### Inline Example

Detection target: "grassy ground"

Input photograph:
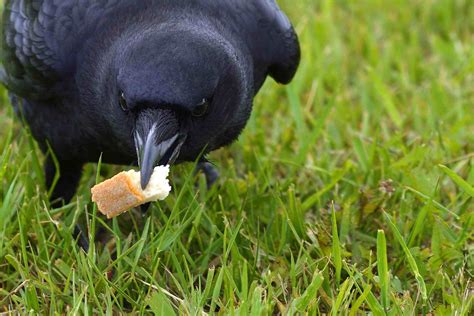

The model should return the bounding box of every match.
[1,0,473,314]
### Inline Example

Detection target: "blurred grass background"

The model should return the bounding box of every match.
[0,0,473,314]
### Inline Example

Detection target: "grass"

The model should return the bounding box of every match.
[0,0,473,314]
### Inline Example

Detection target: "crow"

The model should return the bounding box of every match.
[1,0,300,205]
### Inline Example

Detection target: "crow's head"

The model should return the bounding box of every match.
[98,27,253,188]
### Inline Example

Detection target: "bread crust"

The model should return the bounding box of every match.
[91,172,145,218]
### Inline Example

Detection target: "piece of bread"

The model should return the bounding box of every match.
[91,166,171,218]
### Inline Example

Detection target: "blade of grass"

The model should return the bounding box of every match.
[210,267,225,313]
[148,291,177,316]
[291,270,324,312]
[438,164,474,197]
[405,186,459,219]
[377,230,390,311]
[332,278,354,315]
[45,143,60,200]
[302,162,352,211]
[332,203,342,285]
[384,212,427,302]
[131,218,151,275]
[88,154,103,260]
[408,203,432,247]
[344,262,385,316]
[349,284,373,316]
[370,71,403,128]
[353,137,369,173]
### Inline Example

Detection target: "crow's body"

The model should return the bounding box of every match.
[1,0,300,203]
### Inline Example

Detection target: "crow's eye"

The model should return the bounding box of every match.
[192,98,210,117]
[119,91,128,111]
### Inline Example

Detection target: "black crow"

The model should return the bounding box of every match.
[1,0,300,204]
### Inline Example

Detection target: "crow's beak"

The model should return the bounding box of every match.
[134,124,186,189]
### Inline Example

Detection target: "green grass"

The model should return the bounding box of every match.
[1,0,473,314]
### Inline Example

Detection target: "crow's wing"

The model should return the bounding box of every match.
[0,0,120,101]
[208,0,300,84]
[1,0,55,100]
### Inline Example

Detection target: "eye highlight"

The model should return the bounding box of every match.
[119,91,128,111]
[192,98,210,117]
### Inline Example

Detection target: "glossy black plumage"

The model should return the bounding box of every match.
[1,0,300,203]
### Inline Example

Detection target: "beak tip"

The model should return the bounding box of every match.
[140,172,151,190]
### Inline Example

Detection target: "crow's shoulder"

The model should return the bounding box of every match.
[208,0,300,84]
